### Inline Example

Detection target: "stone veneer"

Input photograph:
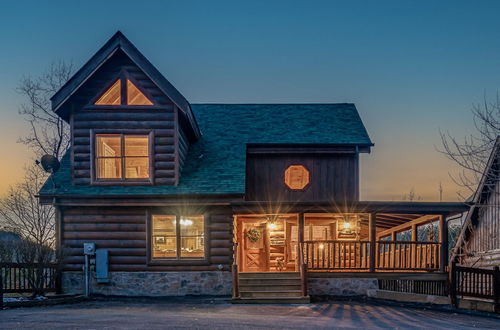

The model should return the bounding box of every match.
[308,277,379,296]
[62,271,232,296]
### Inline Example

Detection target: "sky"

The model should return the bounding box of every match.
[0,0,499,201]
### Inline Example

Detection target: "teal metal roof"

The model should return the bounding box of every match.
[40,103,372,196]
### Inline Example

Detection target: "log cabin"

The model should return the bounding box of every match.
[38,31,469,303]
[452,137,500,269]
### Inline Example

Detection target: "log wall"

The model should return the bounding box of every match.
[68,49,186,185]
[60,206,234,272]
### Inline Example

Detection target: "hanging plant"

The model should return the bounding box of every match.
[246,228,261,243]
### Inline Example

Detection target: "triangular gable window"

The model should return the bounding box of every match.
[127,79,153,105]
[94,78,154,106]
[95,79,121,105]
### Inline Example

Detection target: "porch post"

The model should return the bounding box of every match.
[369,213,376,272]
[439,214,449,272]
[298,212,304,243]
[411,223,417,269]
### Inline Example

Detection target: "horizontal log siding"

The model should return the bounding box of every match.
[69,50,178,185]
[61,207,233,272]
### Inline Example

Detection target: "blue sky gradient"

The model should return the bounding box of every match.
[1,0,500,200]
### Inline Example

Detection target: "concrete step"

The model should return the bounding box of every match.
[232,296,310,304]
[239,284,302,291]
[240,290,303,298]
[239,272,300,279]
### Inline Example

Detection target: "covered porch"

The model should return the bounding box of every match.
[232,201,469,274]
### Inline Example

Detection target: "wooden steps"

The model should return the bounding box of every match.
[233,272,310,304]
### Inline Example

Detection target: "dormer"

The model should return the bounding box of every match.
[50,32,200,186]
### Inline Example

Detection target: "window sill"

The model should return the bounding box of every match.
[91,180,153,186]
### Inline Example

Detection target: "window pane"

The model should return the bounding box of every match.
[127,79,153,105]
[124,136,149,156]
[97,136,121,157]
[152,215,177,258]
[125,157,149,178]
[96,158,122,179]
[95,79,121,105]
[180,216,205,258]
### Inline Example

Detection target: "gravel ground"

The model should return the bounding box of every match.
[1,298,499,329]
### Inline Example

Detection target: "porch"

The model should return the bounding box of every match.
[234,211,452,274]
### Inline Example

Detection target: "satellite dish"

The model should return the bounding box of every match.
[40,155,60,174]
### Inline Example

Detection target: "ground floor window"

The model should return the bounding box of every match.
[151,215,205,259]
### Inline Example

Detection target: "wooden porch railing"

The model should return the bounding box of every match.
[302,240,442,272]
[376,241,440,271]
[304,241,371,270]
[450,262,500,308]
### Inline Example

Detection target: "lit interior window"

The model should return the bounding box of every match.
[152,215,205,259]
[152,215,177,258]
[95,79,121,105]
[95,134,149,180]
[127,79,153,105]
[124,136,149,178]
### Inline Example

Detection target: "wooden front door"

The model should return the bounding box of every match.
[242,222,269,272]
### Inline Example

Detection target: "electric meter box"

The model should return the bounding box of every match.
[83,243,96,255]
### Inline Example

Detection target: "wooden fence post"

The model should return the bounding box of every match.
[449,261,457,307]
[494,266,500,312]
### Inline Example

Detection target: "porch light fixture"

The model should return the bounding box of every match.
[265,215,278,230]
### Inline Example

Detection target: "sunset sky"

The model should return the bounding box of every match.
[1,0,500,201]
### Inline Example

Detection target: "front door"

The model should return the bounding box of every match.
[242,222,269,272]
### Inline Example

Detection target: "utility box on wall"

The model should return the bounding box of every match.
[95,249,109,284]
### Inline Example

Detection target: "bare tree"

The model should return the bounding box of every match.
[17,60,74,159]
[439,94,500,198]
[401,187,422,201]
[0,166,55,248]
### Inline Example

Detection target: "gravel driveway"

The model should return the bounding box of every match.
[1,299,499,329]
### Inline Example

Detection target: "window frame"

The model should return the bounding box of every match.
[86,70,157,109]
[91,131,154,185]
[147,212,209,265]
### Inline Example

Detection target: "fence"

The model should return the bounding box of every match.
[0,262,60,308]
[379,278,448,296]
[450,262,500,308]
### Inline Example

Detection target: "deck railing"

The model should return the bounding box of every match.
[376,241,440,271]
[303,240,441,272]
[450,262,500,307]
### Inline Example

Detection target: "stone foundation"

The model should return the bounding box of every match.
[308,277,378,296]
[62,271,232,296]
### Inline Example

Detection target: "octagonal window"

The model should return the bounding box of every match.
[284,165,310,190]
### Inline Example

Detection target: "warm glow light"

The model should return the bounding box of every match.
[173,218,193,226]
[343,222,351,230]
[319,244,325,249]
[268,222,277,230]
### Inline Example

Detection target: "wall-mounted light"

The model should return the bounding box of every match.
[172,218,193,226]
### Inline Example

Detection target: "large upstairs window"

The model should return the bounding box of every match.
[95,134,150,181]
[95,78,153,106]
